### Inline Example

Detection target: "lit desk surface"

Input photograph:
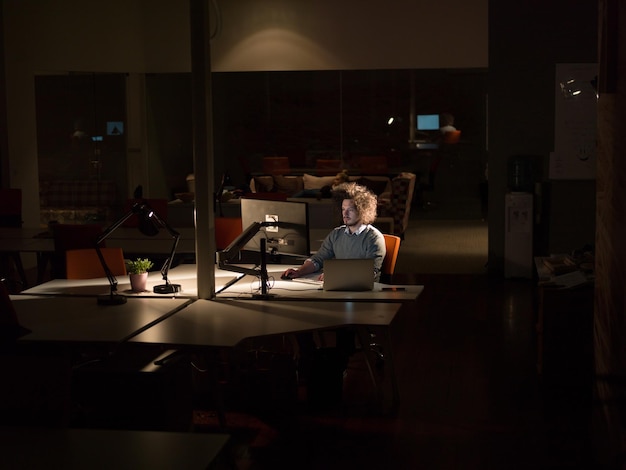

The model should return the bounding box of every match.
[19,264,241,299]
[11,295,191,343]
[130,298,403,348]
[131,298,405,411]
[216,264,423,301]
[0,427,229,470]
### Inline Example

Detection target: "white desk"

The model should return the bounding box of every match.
[20,264,241,299]
[11,296,191,343]
[130,298,402,347]
[131,298,404,411]
[216,264,423,301]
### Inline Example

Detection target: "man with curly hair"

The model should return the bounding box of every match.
[282,182,386,282]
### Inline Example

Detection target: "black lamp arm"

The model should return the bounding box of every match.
[95,206,137,293]
[148,209,180,284]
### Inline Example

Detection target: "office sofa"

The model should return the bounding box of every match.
[248,173,392,199]
[248,172,415,238]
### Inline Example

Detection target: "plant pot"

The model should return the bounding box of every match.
[129,272,148,292]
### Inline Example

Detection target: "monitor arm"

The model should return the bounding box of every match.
[217,221,273,298]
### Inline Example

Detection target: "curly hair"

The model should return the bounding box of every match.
[332,182,378,225]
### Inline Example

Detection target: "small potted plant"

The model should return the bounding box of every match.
[126,258,153,292]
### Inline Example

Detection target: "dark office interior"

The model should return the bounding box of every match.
[1,0,626,468]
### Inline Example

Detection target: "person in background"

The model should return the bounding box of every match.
[439,112,457,135]
[291,170,350,199]
[283,181,386,282]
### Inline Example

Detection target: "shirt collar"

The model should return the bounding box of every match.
[343,224,367,235]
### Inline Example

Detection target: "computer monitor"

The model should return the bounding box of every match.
[416,114,440,131]
[240,198,310,258]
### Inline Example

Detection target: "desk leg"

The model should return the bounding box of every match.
[36,252,51,284]
[355,326,399,415]
[383,327,400,414]
[356,327,384,413]
[1,252,28,290]
[192,350,227,428]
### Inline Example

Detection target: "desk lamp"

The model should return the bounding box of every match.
[95,201,181,305]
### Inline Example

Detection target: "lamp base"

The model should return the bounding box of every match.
[97,293,128,305]
[154,283,182,294]
[251,293,277,300]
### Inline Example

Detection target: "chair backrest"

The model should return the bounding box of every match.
[442,129,461,145]
[51,223,104,278]
[382,234,401,275]
[262,156,290,175]
[357,156,389,175]
[315,158,343,176]
[386,173,417,237]
[215,217,243,251]
[65,247,127,279]
[0,188,22,227]
[52,223,103,252]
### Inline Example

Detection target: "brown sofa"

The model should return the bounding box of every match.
[248,172,415,238]
[248,173,392,199]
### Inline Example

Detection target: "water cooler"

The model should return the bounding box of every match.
[504,156,534,278]
[504,192,534,278]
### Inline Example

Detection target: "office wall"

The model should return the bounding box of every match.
[211,0,488,71]
[3,0,486,227]
[2,0,597,272]
[488,0,598,272]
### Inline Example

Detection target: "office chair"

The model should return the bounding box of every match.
[357,156,389,175]
[65,247,127,279]
[315,158,343,176]
[50,223,104,279]
[215,217,243,251]
[262,156,291,175]
[381,234,401,279]
[442,129,462,144]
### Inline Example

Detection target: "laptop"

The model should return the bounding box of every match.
[322,258,375,291]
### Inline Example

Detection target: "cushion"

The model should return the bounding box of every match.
[253,175,274,193]
[355,177,389,195]
[273,175,303,194]
[303,173,336,190]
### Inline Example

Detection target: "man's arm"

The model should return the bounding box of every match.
[282,228,339,279]
[281,259,318,279]
[366,229,387,281]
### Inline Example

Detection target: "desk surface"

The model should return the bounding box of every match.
[130,298,403,347]
[217,264,423,301]
[11,295,190,343]
[20,264,241,299]
[0,427,229,470]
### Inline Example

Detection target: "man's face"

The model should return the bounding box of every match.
[341,199,361,229]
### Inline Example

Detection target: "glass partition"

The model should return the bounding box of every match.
[35,68,487,222]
